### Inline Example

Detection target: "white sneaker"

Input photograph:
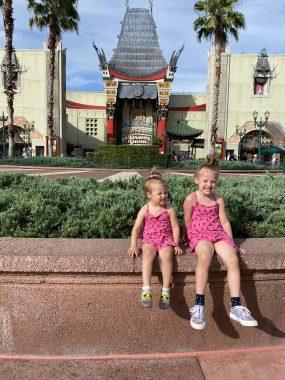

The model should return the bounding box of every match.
[189,305,206,330]
[230,306,258,327]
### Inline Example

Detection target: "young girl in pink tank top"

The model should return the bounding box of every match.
[128,169,183,309]
[184,156,258,330]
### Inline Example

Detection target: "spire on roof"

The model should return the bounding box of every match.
[108,6,168,78]
[149,0,154,14]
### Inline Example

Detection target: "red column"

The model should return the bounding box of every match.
[157,118,167,153]
[106,118,116,141]
[55,136,61,156]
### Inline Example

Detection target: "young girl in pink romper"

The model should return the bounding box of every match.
[128,169,183,309]
[184,156,258,330]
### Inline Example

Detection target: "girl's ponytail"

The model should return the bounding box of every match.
[145,167,167,193]
[195,155,219,177]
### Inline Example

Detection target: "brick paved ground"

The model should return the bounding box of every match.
[1,346,284,380]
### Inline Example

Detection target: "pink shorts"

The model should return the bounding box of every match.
[142,238,176,251]
[189,231,237,253]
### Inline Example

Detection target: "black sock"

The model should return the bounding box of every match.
[195,294,205,306]
[231,297,241,307]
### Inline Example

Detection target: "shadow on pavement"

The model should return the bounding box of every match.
[239,255,285,339]
[209,255,240,339]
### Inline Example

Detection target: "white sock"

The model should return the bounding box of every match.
[142,285,151,292]
[162,287,170,295]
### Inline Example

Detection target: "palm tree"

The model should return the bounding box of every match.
[0,0,16,158]
[194,0,245,153]
[27,0,79,157]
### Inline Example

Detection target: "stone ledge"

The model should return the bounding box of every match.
[0,238,284,274]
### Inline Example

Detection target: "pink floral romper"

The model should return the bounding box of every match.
[187,192,236,253]
[142,205,176,250]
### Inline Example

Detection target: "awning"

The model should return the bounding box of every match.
[260,146,285,154]
[118,84,157,99]
[167,120,203,140]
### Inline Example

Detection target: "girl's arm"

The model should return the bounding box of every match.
[217,197,233,238]
[183,193,195,241]
[128,205,147,257]
[169,207,183,255]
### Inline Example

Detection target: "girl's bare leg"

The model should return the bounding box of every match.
[214,241,240,297]
[158,246,174,288]
[195,241,215,294]
[142,243,157,286]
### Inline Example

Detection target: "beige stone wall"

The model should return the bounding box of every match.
[168,93,207,158]
[207,51,285,155]
[0,45,65,156]
[66,92,106,151]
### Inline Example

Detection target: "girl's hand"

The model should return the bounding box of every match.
[238,247,246,255]
[174,246,184,256]
[128,246,139,257]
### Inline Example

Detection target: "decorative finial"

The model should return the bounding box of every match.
[149,0,154,14]
[125,0,129,9]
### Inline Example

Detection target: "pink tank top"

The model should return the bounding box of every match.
[188,192,221,235]
[142,205,174,243]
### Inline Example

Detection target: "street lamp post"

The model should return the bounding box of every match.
[0,112,8,158]
[253,110,270,164]
[235,125,247,160]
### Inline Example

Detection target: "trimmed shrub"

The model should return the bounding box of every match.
[86,145,171,168]
[0,173,284,238]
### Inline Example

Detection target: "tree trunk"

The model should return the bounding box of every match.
[47,31,57,157]
[2,0,15,158]
[210,41,222,154]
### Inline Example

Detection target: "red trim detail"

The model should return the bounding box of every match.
[157,119,167,153]
[107,118,116,140]
[169,104,206,112]
[109,68,168,81]
[66,100,106,110]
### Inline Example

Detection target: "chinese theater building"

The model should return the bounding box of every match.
[93,6,184,152]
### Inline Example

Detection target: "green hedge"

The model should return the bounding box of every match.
[0,155,277,171]
[0,173,284,238]
[86,145,172,168]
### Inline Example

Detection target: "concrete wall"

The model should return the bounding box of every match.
[66,92,106,152]
[168,93,207,158]
[0,238,284,356]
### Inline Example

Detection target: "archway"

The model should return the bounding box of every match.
[0,125,32,157]
[240,129,273,161]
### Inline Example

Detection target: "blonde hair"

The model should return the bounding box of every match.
[195,155,219,178]
[144,167,168,194]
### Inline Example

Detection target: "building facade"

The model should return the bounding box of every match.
[1,5,284,160]
[0,42,66,157]
[206,47,285,159]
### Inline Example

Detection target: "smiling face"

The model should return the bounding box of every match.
[195,168,218,196]
[147,181,168,206]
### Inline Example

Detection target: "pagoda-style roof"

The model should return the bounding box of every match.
[167,121,204,140]
[108,7,168,78]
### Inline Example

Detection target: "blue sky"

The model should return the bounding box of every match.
[1,0,285,93]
